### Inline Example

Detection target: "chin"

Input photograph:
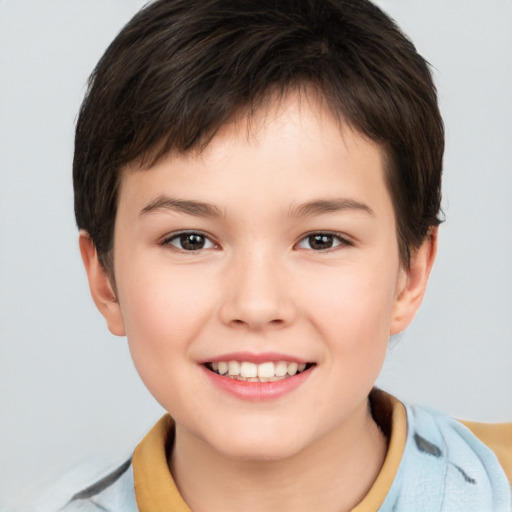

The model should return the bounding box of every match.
[206,425,309,462]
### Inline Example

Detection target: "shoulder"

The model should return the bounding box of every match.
[33,458,137,512]
[391,403,511,512]
[461,419,512,484]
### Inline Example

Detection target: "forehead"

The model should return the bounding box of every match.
[196,89,376,166]
[118,89,393,224]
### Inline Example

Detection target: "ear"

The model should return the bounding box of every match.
[390,227,438,335]
[79,231,126,336]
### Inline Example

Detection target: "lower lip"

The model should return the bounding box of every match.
[201,366,313,401]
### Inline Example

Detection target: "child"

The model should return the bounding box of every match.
[56,0,511,510]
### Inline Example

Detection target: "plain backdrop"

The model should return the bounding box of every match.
[1,0,511,508]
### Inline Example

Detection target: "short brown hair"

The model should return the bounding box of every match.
[74,0,444,271]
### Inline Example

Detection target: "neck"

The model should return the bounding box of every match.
[169,399,387,512]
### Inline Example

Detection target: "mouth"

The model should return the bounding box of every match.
[204,360,315,383]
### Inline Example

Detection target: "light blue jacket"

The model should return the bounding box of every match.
[34,404,510,512]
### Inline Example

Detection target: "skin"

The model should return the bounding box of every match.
[80,90,437,512]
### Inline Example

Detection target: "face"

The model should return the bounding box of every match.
[92,91,426,461]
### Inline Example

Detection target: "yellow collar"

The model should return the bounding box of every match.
[133,389,407,512]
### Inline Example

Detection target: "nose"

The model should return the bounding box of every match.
[218,250,296,331]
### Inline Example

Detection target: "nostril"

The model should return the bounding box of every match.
[231,318,283,325]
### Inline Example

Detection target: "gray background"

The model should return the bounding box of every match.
[1,0,511,508]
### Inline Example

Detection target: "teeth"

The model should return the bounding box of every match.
[275,361,288,377]
[287,362,298,376]
[257,362,275,378]
[228,361,241,376]
[209,360,310,380]
[240,362,258,378]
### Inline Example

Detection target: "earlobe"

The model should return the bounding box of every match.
[79,231,126,337]
[390,227,438,335]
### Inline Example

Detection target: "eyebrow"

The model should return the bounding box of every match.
[289,198,375,218]
[139,196,223,218]
[139,196,373,219]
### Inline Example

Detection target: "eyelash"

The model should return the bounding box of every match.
[295,232,352,252]
[161,231,217,252]
[161,230,351,252]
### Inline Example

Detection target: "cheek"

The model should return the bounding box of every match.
[307,263,398,355]
[116,266,213,376]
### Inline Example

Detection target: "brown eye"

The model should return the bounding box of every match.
[180,233,206,250]
[308,234,334,250]
[165,232,215,251]
[297,232,349,251]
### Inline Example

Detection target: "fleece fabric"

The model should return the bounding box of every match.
[35,392,510,512]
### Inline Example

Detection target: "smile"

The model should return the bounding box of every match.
[205,360,314,382]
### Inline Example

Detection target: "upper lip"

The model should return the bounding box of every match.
[199,352,311,365]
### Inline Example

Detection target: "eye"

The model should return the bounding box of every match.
[296,232,350,251]
[163,231,216,251]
